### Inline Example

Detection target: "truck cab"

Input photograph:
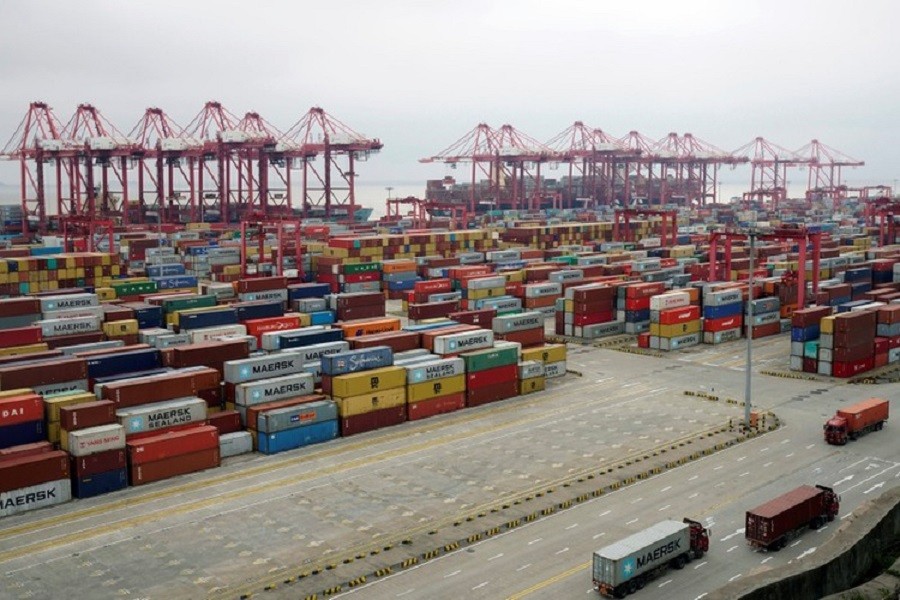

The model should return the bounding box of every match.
[823,415,849,445]
[685,518,709,554]
[818,484,840,521]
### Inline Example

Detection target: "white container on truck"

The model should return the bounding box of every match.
[592,518,709,598]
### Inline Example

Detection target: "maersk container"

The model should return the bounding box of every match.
[543,360,567,378]
[295,298,327,313]
[405,357,465,384]
[256,419,338,454]
[492,311,543,334]
[39,293,98,313]
[473,296,522,312]
[321,346,394,377]
[0,478,72,517]
[524,282,562,298]
[223,352,304,384]
[518,360,545,380]
[237,289,289,304]
[234,373,316,406]
[433,329,495,355]
[580,321,626,339]
[256,399,338,433]
[466,275,506,290]
[658,333,700,351]
[705,289,742,306]
[279,341,349,364]
[592,521,690,594]
[38,316,102,338]
[549,269,584,283]
[116,397,207,435]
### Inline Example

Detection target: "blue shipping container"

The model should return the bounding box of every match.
[275,328,344,350]
[702,302,742,320]
[791,325,820,342]
[72,468,128,499]
[257,419,338,454]
[309,311,336,326]
[234,300,284,322]
[287,283,331,300]
[146,264,186,277]
[86,349,162,380]
[387,279,417,291]
[178,307,239,331]
[0,420,44,449]
[321,346,393,376]
[624,309,652,323]
[152,275,199,290]
[130,304,163,329]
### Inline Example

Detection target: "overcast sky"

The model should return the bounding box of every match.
[1,0,898,195]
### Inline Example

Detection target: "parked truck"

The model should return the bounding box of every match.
[824,397,889,445]
[745,484,840,551]
[592,518,709,598]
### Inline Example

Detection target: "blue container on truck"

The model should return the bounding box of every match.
[72,468,128,499]
[86,349,162,380]
[256,419,338,454]
[320,347,393,376]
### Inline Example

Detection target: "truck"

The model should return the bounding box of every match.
[592,518,709,598]
[745,484,840,551]
[824,397,889,445]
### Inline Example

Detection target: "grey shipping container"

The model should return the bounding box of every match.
[117,397,207,435]
[593,521,689,592]
[257,400,338,433]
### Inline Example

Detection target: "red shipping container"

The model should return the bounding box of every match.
[466,364,518,389]
[236,276,286,294]
[637,332,651,348]
[0,394,44,427]
[0,350,62,366]
[833,344,874,363]
[658,305,701,326]
[0,441,53,462]
[129,447,220,486]
[802,357,818,373]
[58,401,117,431]
[466,379,519,407]
[171,339,250,372]
[0,297,41,318]
[126,425,219,466]
[350,331,420,354]
[833,310,877,333]
[704,315,743,333]
[448,308,497,327]
[71,449,127,478]
[44,332,106,350]
[407,393,465,421]
[0,326,42,348]
[571,286,615,303]
[342,271,381,284]
[497,327,545,348]
[574,312,615,327]
[625,282,666,299]
[791,306,833,328]
[340,404,407,436]
[832,357,875,378]
[207,410,242,435]
[874,352,889,368]
[198,386,222,411]
[524,296,557,309]
[624,297,651,311]
[0,360,90,391]
[334,292,383,309]
[102,368,220,408]
[874,337,890,355]
[890,336,900,350]
[409,300,461,321]
[505,282,524,297]
[414,279,452,294]
[337,304,385,321]
[0,451,69,494]
[877,305,900,324]
[751,322,781,339]
[243,315,302,340]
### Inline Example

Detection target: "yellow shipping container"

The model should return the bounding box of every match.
[465,286,506,300]
[96,287,116,301]
[0,343,48,357]
[332,387,406,417]
[0,388,34,399]
[44,392,96,423]
[48,422,61,445]
[519,376,546,395]
[820,315,835,334]
[521,344,567,364]
[501,270,525,283]
[103,319,140,337]
[406,374,466,403]
[330,366,407,398]
[649,320,701,338]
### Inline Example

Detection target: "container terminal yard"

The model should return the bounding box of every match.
[0,101,898,600]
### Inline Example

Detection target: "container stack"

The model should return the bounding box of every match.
[405,357,466,421]
[824,310,877,377]
[461,342,520,407]
[521,343,568,379]
[322,348,407,436]
[225,353,315,423]
[0,448,71,517]
[461,274,507,311]
[329,291,385,322]
[492,311,545,348]
[517,360,546,395]
[789,306,827,373]
[60,401,126,499]
[254,396,338,455]
[702,288,744,347]
[877,305,900,366]
[619,282,665,334]
[522,281,561,319]
[557,283,618,339]
[44,391,97,445]
[383,259,419,300]
[0,392,44,448]
[744,296,779,340]
[649,291,700,351]
[127,425,220,486]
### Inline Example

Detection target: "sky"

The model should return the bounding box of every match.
[0,0,898,203]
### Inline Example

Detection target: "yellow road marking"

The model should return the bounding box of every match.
[505,561,589,599]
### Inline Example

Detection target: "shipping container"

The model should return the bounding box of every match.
[61,424,126,457]
[433,329,495,355]
[223,352,305,384]
[233,373,316,406]
[71,468,127,499]
[257,400,338,433]
[127,425,219,466]
[745,485,840,550]
[129,447,220,486]
[70,448,127,478]
[59,400,117,431]
[257,420,338,454]
[328,366,406,398]
[407,393,466,421]
[0,450,69,494]
[117,397,207,436]
[321,346,394,377]
[219,431,253,458]
[0,478,71,517]
[340,404,406,436]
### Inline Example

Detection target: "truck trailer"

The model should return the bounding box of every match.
[745,484,839,551]
[592,518,709,598]
[824,397,889,445]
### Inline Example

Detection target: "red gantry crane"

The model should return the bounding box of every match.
[795,139,864,211]
[421,123,501,214]
[655,133,748,206]
[733,137,808,212]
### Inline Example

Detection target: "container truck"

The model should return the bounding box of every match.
[592,518,709,598]
[745,484,840,551]
[824,398,889,445]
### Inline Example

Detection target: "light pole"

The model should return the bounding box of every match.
[744,228,756,428]
[385,186,394,199]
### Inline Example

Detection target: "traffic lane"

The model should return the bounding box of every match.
[342,423,900,600]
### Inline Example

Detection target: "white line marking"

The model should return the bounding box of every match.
[806,444,815,449]
[472,582,488,590]
[555,547,570,555]
[740,472,750,477]
[688,493,699,499]
[396,590,415,598]
[797,547,817,560]
[599,510,611,517]
[659,579,673,587]
[566,523,579,530]
[785,453,794,458]
[659,504,671,512]
[736,456,746,462]
[626,518,639,525]
[528,538,542,545]
[763,462,773,468]
[593,533,606,540]
[661,486,672,492]
[729,574,743,582]
[444,570,461,578]
[841,512,853,520]
[695,594,708,600]
[759,447,769,452]
[517,564,532,572]
[631,497,643,504]
[791,540,802,547]
[727,545,738,553]
[761,557,773,564]
[693,561,707,570]
[713,465,724,471]
[488,553,503,561]
[781,439,791,444]
[688,475,698,481]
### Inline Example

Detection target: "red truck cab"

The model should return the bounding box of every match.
[685,518,710,554]
[823,415,850,445]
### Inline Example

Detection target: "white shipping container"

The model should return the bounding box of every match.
[548,270,584,283]
[649,292,691,312]
[234,372,316,406]
[466,276,506,290]
[42,305,106,321]
[219,431,253,458]
[518,360,545,379]
[238,289,288,304]
[433,329,494,355]
[39,293,99,313]
[32,380,88,397]
[524,282,562,299]
[64,424,126,457]
[543,360,566,378]
[492,311,543,333]
[405,357,465,384]
[223,351,304,384]
[117,397,207,435]
[38,316,102,338]
[189,324,248,344]
[705,289,742,307]
[0,479,71,518]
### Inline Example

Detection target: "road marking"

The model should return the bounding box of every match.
[740,472,750,477]
[693,561,707,570]
[863,482,885,494]
[599,510,611,517]
[396,590,415,597]
[626,518,639,525]
[785,453,794,458]
[555,547,570,555]
[736,456,746,462]
[517,564,532,572]
[659,504,671,512]
[833,475,853,486]
[759,447,769,452]
[695,594,708,600]
[630,497,643,504]
[729,574,743,582]
[713,465,723,471]
[817,526,829,533]
[781,439,791,444]
[528,538,542,545]
[688,493,699,499]
[566,524,579,530]
[720,528,744,542]
[472,582,488,590]
[661,486,672,492]
[592,533,605,540]
[444,570,461,578]
[488,553,503,561]
[659,579,673,587]
[841,512,853,520]
[806,444,815,450]
[507,561,589,600]
[763,462,773,468]
[688,475,698,481]
[797,547,817,560]
[791,540,802,547]
[761,557,773,564]
[727,545,738,553]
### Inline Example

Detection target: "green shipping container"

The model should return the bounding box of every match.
[112,281,158,297]
[342,262,382,275]
[160,294,217,315]
[460,343,519,373]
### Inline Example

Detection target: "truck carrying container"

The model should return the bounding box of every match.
[824,398,889,445]
[745,484,840,551]
[592,518,709,598]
